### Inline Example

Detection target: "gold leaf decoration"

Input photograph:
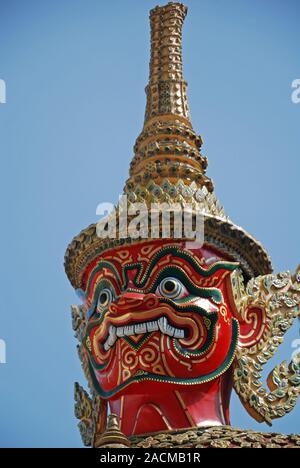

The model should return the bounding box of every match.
[232,266,300,424]
[71,305,107,446]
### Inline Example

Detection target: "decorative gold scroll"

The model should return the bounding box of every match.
[72,305,107,446]
[231,266,300,424]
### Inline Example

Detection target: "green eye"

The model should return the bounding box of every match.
[156,277,187,300]
[97,288,114,311]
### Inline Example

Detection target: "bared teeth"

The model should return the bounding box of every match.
[124,325,134,336]
[102,317,185,351]
[104,325,117,350]
[158,317,166,333]
[146,321,159,332]
[174,328,184,339]
[116,327,124,337]
[134,323,147,334]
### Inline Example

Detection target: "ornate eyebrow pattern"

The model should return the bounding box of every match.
[146,267,224,304]
[85,261,122,297]
[83,245,238,308]
[123,245,238,290]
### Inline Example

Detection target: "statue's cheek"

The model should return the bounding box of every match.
[237,306,267,349]
[162,309,235,378]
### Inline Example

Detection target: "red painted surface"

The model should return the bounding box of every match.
[110,370,233,435]
[83,239,256,435]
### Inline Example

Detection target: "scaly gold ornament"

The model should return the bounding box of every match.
[64,2,272,290]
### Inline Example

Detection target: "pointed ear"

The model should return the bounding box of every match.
[236,305,267,348]
[232,268,300,425]
[226,269,267,348]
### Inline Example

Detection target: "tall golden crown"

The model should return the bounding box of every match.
[64,2,272,290]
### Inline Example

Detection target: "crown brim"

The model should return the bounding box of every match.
[64,214,272,290]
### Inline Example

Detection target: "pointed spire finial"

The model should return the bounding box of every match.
[94,414,131,448]
[145,2,190,123]
[124,2,215,207]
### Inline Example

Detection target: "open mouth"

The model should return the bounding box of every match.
[103,316,186,351]
[92,302,216,356]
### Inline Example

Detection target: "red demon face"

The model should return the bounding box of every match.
[80,240,239,399]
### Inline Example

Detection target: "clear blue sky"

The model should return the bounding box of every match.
[0,0,299,447]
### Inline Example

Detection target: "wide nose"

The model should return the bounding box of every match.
[120,291,145,301]
[115,291,159,310]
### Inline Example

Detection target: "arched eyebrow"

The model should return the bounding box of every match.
[123,245,238,289]
[85,261,122,297]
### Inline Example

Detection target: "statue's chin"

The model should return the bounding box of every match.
[91,343,219,397]
[91,322,239,399]
[94,373,207,399]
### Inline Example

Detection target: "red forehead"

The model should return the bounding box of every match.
[81,239,230,293]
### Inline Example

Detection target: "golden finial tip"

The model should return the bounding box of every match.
[150,2,188,16]
[94,414,131,448]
